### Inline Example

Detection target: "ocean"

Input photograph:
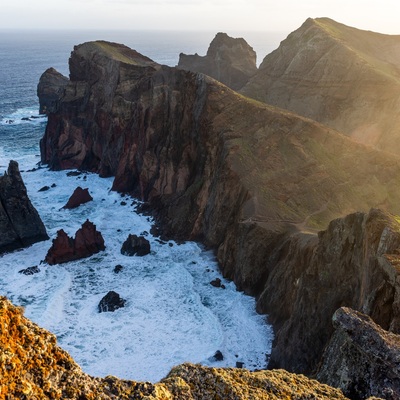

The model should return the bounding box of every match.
[0,29,281,382]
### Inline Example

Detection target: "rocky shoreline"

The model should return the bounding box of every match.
[1,17,399,399]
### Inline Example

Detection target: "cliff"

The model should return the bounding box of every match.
[178,32,257,90]
[37,37,400,392]
[256,208,400,375]
[241,18,400,154]
[317,307,400,399]
[0,160,48,254]
[0,295,351,399]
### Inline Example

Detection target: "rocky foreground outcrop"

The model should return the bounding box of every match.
[0,295,351,399]
[317,307,400,399]
[178,32,257,90]
[0,160,48,254]
[241,18,400,154]
[37,36,400,395]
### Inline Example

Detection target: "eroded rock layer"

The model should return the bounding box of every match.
[0,160,48,254]
[0,295,350,399]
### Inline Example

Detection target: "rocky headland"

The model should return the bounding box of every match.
[178,32,257,91]
[0,160,48,254]
[30,20,400,399]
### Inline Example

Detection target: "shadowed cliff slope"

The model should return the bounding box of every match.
[38,39,400,383]
[241,18,400,154]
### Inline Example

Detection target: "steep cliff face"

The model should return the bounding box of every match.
[0,296,351,399]
[317,307,400,399]
[241,18,400,154]
[255,209,400,374]
[0,160,48,254]
[178,32,257,91]
[38,39,400,385]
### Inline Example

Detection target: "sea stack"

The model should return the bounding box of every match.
[0,160,48,254]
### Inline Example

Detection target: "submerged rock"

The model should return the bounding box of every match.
[62,186,93,209]
[18,266,40,275]
[98,291,126,313]
[45,219,105,264]
[121,234,150,256]
[0,160,49,254]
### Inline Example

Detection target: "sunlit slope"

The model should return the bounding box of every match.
[241,18,400,154]
[209,88,400,230]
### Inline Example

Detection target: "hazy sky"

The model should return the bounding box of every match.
[1,0,400,36]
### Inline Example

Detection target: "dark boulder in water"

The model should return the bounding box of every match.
[62,186,93,209]
[121,234,150,256]
[0,160,49,254]
[113,264,123,273]
[18,266,40,275]
[98,291,126,313]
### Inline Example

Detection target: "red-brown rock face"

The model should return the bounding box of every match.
[45,220,105,265]
[62,187,93,209]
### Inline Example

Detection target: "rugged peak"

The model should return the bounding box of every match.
[0,161,49,254]
[178,32,257,90]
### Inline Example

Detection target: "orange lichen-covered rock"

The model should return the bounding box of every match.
[0,295,351,399]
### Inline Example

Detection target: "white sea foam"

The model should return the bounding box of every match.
[0,160,273,382]
[0,106,47,126]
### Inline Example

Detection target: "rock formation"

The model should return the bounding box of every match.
[178,32,257,90]
[121,234,151,256]
[316,307,400,399]
[241,18,400,154]
[0,160,48,254]
[0,295,351,399]
[45,219,105,264]
[62,186,93,209]
[37,67,69,114]
[253,209,400,374]
[98,291,126,313]
[37,36,400,394]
